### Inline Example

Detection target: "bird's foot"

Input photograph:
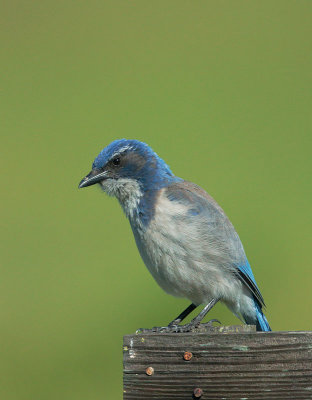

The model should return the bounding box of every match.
[136,319,221,334]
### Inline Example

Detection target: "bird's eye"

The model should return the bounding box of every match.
[112,157,121,166]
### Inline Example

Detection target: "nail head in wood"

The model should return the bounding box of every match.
[183,351,193,361]
[145,366,154,376]
[193,387,203,398]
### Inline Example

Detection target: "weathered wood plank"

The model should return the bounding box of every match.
[123,326,312,399]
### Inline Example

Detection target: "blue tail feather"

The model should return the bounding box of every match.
[254,300,271,332]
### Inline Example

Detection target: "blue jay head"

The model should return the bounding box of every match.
[79,139,174,200]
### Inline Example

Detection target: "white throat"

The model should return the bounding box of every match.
[100,178,143,218]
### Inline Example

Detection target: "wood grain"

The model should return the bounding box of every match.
[123,326,312,399]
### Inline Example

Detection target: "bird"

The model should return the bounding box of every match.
[78,139,271,332]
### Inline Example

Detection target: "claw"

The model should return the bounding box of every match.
[207,318,221,325]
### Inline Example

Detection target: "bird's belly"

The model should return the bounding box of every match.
[131,223,238,306]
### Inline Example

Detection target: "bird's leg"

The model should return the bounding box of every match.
[136,299,220,334]
[184,298,220,328]
[167,303,197,327]
[169,298,220,332]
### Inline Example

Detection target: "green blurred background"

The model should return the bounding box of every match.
[1,1,312,398]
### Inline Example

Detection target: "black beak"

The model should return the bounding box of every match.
[78,168,107,189]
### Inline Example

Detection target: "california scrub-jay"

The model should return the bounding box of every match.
[79,139,271,332]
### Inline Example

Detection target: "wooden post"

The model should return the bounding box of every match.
[123,325,312,399]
